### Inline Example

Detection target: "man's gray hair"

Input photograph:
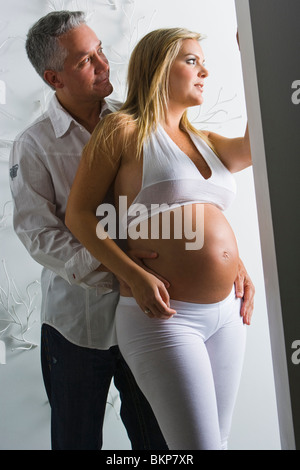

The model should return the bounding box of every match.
[26,11,86,88]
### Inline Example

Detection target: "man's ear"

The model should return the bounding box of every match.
[44,70,64,89]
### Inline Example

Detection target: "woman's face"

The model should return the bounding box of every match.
[168,39,208,111]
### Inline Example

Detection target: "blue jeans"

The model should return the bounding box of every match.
[41,324,167,450]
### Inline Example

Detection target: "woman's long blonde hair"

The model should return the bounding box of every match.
[86,28,211,165]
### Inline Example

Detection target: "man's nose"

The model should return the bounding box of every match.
[94,54,109,73]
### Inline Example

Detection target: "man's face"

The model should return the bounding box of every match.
[53,24,113,102]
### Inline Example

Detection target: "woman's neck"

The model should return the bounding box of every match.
[163,103,185,132]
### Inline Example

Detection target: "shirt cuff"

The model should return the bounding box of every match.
[80,270,115,294]
[65,248,102,283]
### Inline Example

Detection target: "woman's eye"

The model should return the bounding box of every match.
[187,58,196,65]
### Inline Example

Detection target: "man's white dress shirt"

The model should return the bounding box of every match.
[9,94,121,349]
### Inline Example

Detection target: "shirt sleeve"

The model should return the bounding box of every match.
[9,136,114,292]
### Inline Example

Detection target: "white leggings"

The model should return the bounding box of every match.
[115,287,246,450]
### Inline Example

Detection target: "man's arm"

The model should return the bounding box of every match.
[9,137,110,289]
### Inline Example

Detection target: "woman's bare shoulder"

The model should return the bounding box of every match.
[113,114,139,160]
[86,112,137,164]
[116,112,137,134]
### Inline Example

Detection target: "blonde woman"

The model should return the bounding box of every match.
[66,28,252,450]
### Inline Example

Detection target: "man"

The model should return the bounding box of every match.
[9,10,254,450]
[9,10,167,451]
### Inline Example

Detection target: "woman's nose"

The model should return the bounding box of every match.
[198,66,209,78]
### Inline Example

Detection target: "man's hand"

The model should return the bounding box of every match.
[235,258,255,325]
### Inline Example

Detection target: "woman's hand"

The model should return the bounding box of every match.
[116,249,171,298]
[234,258,255,325]
[127,249,170,288]
[128,267,177,320]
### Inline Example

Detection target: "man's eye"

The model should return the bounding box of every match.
[80,57,90,66]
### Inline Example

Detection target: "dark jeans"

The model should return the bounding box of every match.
[41,324,167,450]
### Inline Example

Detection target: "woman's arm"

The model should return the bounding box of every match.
[205,31,252,174]
[206,124,252,173]
[65,120,176,319]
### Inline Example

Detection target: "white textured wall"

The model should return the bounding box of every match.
[0,0,280,450]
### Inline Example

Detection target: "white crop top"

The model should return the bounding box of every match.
[126,124,236,228]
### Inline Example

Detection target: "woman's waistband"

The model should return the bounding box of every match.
[119,286,236,310]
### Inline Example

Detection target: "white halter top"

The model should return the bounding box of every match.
[125,125,236,228]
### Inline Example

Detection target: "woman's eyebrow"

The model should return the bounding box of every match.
[184,52,205,62]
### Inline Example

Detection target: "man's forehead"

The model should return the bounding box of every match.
[59,25,102,57]
[72,40,102,60]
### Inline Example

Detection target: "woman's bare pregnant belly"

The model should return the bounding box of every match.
[125,203,239,303]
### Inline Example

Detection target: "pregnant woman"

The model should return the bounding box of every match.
[66,28,252,450]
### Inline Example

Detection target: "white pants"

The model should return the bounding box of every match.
[115,287,247,450]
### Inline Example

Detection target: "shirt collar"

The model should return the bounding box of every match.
[99,100,112,118]
[48,94,108,138]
